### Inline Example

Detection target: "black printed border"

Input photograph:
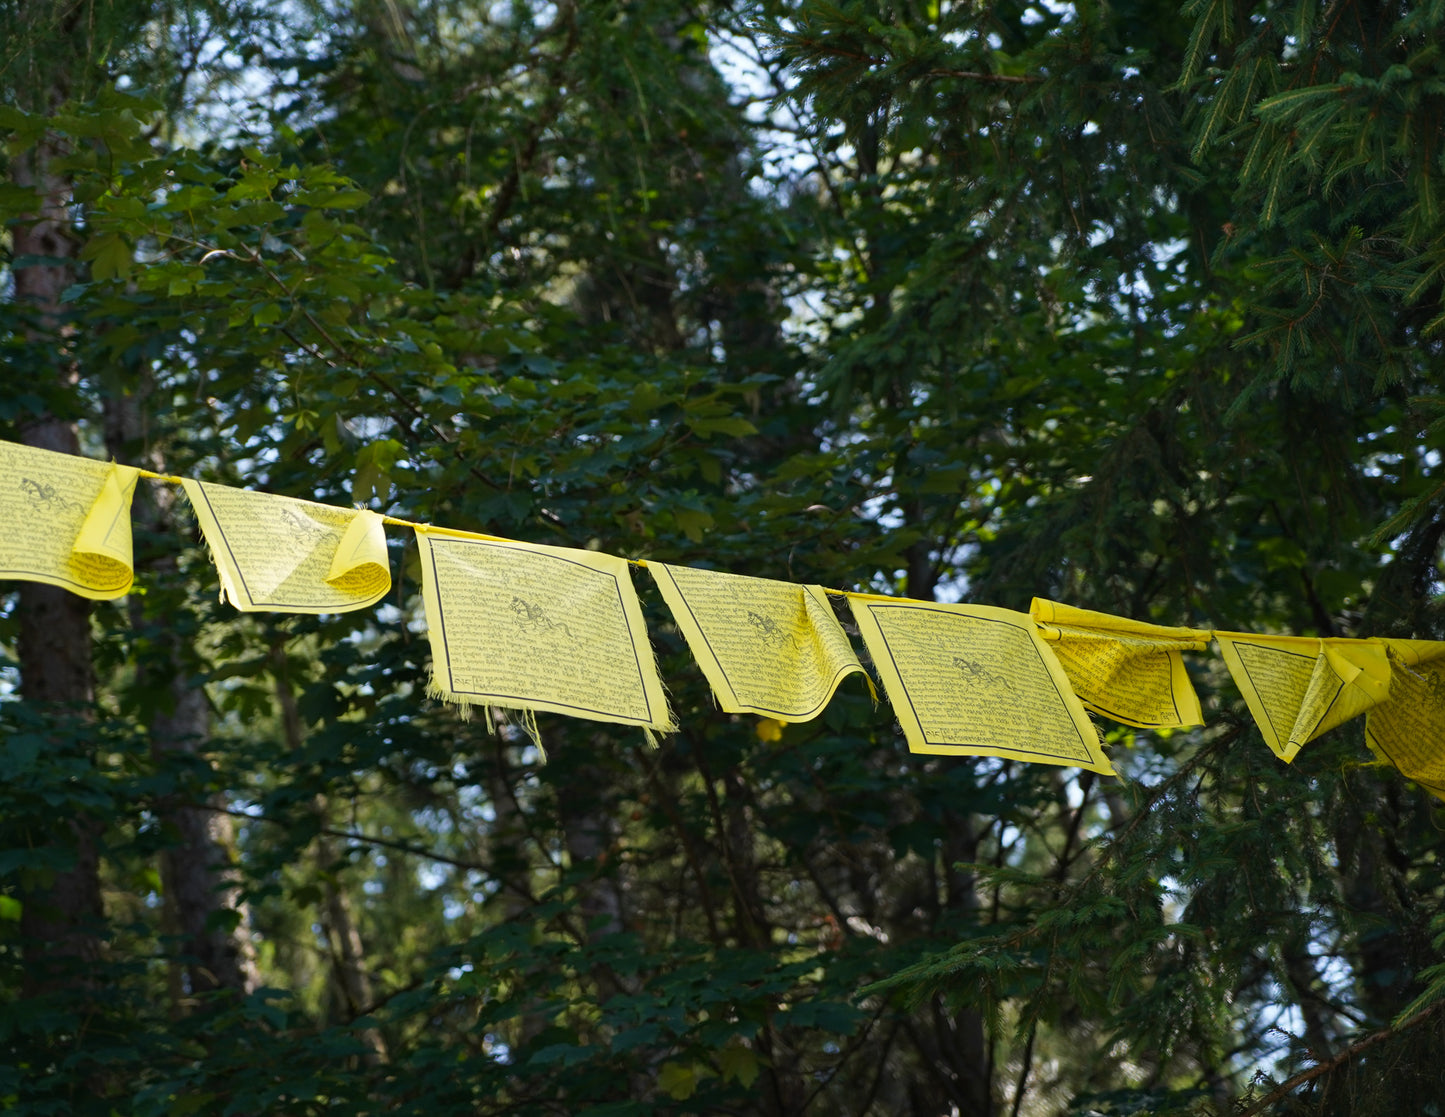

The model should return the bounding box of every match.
[1230,640,1343,748]
[1072,646,1184,727]
[867,602,1094,765]
[658,567,861,720]
[428,535,656,726]
[0,458,126,592]
[191,481,385,611]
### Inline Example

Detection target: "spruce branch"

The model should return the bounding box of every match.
[924,68,1041,84]
[1236,999,1445,1116]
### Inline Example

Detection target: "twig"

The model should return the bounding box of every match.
[1010,1020,1038,1117]
[796,1001,889,1114]
[203,802,489,873]
[1236,999,1445,1116]
[926,69,1042,84]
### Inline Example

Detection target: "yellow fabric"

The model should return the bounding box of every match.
[416,528,674,742]
[650,563,869,721]
[181,479,389,613]
[1030,598,1209,729]
[1214,632,1391,762]
[0,441,139,600]
[1365,641,1445,800]
[849,595,1114,774]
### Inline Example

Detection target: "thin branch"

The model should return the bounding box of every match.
[1052,770,1096,882]
[796,1001,889,1114]
[482,0,579,250]
[171,235,523,521]
[851,1019,904,1117]
[1009,1019,1038,1117]
[641,751,723,942]
[925,68,1043,84]
[1236,999,1445,1117]
[204,802,489,873]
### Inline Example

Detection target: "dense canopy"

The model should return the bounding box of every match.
[3,0,1445,1114]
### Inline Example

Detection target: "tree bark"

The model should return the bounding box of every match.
[897,516,995,1115]
[154,680,260,998]
[271,640,388,1062]
[12,107,105,993]
[557,740,626,940]
[105,389,260,1000]
[484,731,549,1048]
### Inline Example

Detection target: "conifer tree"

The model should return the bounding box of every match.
[3,0,1445,1114]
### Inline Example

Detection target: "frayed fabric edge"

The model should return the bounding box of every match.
[180,485,245,611]
[423,676,544,760]
[198,535,242,610]
[427,676,672,759]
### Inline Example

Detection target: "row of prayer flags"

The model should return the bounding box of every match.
[1,438,1442,796]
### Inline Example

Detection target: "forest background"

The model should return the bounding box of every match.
[3,0,1445,1114]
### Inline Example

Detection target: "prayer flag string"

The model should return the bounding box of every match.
[3,438,1443,795]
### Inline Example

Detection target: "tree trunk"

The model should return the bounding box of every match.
[154,682,260,998]
[557,739,626,941]
[484,731,549,1049]
[909,544,994,1115]
[1337,781,1423,1024]
[12,107,104,994]
[105,388,260,1000]
[271,640,388,1062]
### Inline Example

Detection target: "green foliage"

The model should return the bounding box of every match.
[3,0,1445,1113]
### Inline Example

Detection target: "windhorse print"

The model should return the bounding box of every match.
[953,655,1013,692]
[747,608,800,652]
[511,596,575,640]
[20,476,82,516]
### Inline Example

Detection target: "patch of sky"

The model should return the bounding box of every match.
[486,1036,513,1064]
[932,565,973,604]
[1041,0,1078,22]
[147,0,343,146]
[859,487,905,532]
[412,805,456,837]
[708,25,816,190]
[453,781,497,824]
[416,861,450,892]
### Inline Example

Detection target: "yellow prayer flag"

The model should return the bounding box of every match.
[181,479,389,613]
[849,595,1114,774]
[1030,598,1209,729]
[0,440,139,600]
[1214,632,1391,762]
[1365,641,1445,800]
[649,563,869,721]
[415,529,674,742]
